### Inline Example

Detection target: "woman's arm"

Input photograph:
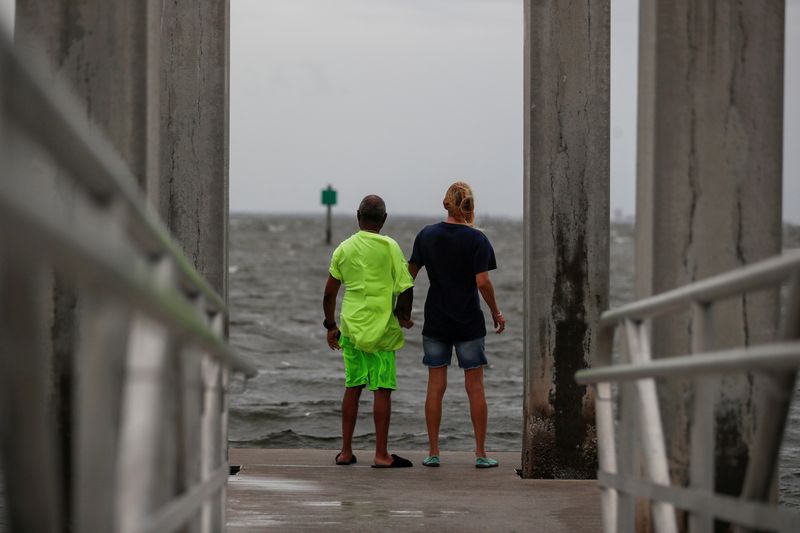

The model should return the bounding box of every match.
[476,271,505,334]
[408,262,420,280]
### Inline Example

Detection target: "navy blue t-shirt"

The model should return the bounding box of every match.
[409,222,497,342]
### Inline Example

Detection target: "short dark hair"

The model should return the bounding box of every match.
[358,195,386,224]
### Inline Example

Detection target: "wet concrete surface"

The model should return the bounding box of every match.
[227,448,602,532]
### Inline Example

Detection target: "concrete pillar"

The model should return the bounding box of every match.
[159,0,230,299]
[14,0,162,526]
[522,0,610,479]
[15,1,161,196]
[158,8,230,528]
[635,0,783,496]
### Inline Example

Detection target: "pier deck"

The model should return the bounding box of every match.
[227,449,602,532]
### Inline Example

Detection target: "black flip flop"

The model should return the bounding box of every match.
[335,452,357,465]
[371,454,413,468]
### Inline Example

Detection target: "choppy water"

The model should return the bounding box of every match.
[228,214,527,454]
[228,214,800,507]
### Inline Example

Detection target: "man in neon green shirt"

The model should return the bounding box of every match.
[323,195,414,468]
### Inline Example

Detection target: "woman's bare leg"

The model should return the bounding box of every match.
[425,366,448,456]
[464,367,488,457]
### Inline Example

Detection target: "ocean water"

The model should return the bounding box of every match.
[228,214,800,507]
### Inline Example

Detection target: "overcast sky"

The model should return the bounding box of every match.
[1,1,797,221]
[229,0,799,222]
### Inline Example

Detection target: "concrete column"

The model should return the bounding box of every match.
[159,0,230,299]
[15,1,161,196]
[636,0,783,495]
[14,1,162,527]
[522,0,610,479]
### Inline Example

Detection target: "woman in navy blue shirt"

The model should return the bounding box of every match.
[408,182,506,468]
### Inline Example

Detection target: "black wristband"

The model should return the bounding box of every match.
[323,318,337,330]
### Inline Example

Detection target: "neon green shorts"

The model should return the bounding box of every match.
[340,335,397,391]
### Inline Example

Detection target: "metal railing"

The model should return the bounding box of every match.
[0,26,256,533]
[576,252,800,533]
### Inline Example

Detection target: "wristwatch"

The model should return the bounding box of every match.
[323,318,337,330]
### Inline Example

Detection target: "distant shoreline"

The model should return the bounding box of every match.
[230,212,800,231]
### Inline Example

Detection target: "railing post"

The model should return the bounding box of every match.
[178,295,207,533]
[617,381,637,533]
[624,319,678,533]
[73,199,132,533]
[737,270,800,533]
[617,323,637,533]
[594,326,618,533]
[73,291,132,533]
[200,312,223,532]
[689,302,716,533]
[115,256,176,533]
[213,312,230,529]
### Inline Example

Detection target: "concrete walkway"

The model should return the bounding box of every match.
[227,449,602,532]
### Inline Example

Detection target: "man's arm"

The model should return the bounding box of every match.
[394,286,413,328]
[476,271,505,334]
[323,274,342,349]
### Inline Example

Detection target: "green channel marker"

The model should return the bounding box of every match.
[321,185,337,244]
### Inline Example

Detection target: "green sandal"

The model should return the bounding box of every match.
[475,457,498,469]
[422,455,440,467]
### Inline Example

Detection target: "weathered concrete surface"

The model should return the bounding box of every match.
[522,0,610,478]
[160,0,230,299]
[15,0,162,196]
[0,259,62,531]
[227,449,602,532]
[159,9,231,527]
[636,0,784,494]
[13,2,162,527]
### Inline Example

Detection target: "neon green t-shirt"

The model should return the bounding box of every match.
[329,231,414,353]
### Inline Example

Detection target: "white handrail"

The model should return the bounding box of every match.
[600,252,800,326]
[578,253,800,533]
[576,342,800,383]
[0,183,256,377]
[0,23,253,533]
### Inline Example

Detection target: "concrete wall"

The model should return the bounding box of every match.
[158,4,230,528]
[636,0,784,494]
[521,0,610,479]
[13,2,231,528]
[14,2,162,524]
[159,0,230,299]
[15,0,161,196]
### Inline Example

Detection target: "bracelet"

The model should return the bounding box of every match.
[323,318,337,330]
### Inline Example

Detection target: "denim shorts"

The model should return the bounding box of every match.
[422,336,487,370]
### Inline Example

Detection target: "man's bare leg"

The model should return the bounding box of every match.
[425,366,448,457]
[464,367,488,457]
[339,385,363,462]
[373,388,393,465]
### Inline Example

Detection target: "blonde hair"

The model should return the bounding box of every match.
[443,181,475,226]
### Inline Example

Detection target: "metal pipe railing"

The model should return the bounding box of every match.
[0,23,254,533]
[600,251,800,326]
[0,186,256,378]
[576,342,800,384]
[577,252,800,533]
